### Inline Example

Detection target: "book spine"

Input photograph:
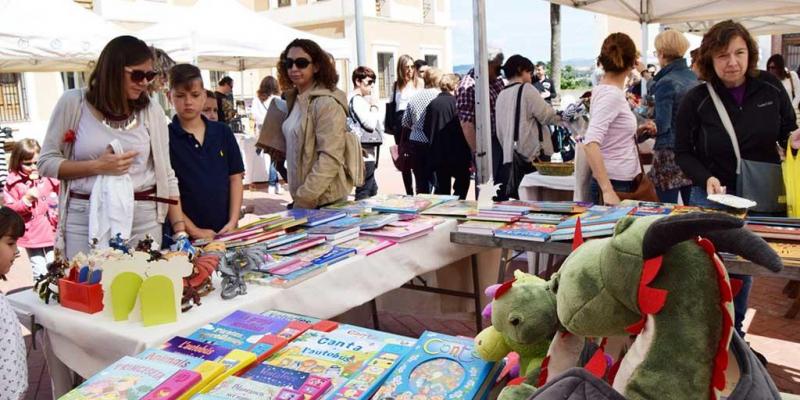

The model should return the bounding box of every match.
[142,370,202,400]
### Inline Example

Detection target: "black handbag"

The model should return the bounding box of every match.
[383,83,399,136]
[505,83,536,199]
[349,96,383,146]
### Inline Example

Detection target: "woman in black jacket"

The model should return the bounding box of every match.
[675,20,800,341]
[424,74,472,199]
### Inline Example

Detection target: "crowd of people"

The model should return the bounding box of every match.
[2,19,800,398]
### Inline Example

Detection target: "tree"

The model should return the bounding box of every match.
[550,4,561,93]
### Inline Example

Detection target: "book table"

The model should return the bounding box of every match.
[8,219,492,398]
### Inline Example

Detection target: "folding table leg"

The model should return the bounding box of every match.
[369,299,380,330]
[497,248,511,284]
[472,254,483,332]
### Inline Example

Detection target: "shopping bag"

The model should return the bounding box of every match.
[784,148,800,217]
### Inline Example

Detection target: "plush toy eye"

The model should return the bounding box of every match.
[510,317,521,326]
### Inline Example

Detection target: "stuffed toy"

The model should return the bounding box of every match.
[497,212,782,400]
[474,270,558,380]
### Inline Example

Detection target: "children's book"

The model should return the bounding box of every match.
[267,264,328,288]
[337,237,396,255]
[218,310,292,334]
[549,223,617,241]
[520,213,569,225]
[262,310,322,325]
[456,220,507,235]
[264,330,387,392]
[421,200,478,217]
[137,348,205,371]
[556,205,635,229]
[142,369,202,400]
[496,200,592,214]
[334,325,416,347]
[327,344,411,400]
[322,200,373,215]
[372,331,499,400]
[309,226,361,241]
[274,237,327,256]
[285,209,347,227]
[263,232,309,249]
[363,195,434,214]
[356,214,400,230]
[311,247,357,266]
[178,361,226,400]
[327,232,360,246]
[359,221,434,242]
[162,337,257,388]
[493,223,557,242]
[225,230,286,249]
[200,376,286,399]
[256,256,305,274]
[187,324,288,363]
[243,364,333,399]
[61,356,181,400]
[308,217,362,234]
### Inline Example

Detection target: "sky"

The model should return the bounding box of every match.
[450,0,602,66]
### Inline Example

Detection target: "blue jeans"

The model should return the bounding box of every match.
[589,178,635,205]
[268,163,279,186]
[688,185,750,337]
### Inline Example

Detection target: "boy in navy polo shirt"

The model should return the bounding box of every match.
[168,64,244,240]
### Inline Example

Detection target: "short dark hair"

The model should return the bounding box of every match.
[218,76,233,87]
[351,66,376,86]
[205,90,216,99]
[536,61,547,68]
[697,20,759,82]
[0,207,25,240]
[257,76,280,98]
[169,64,204,91]
[767,54,789,80]
[414,59,428,70]
[277,38,339,91]
[502,55,535,79]
[597,32,638,73]
[86,35,153,118]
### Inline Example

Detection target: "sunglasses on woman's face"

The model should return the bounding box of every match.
[125,67,158,83]
[283,57,312,70]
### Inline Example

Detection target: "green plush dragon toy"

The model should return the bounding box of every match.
[479,212,783,400]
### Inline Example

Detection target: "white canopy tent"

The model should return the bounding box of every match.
[0,0,128,72]
[469,0,800,185]
[666,14,800,36]
[137,0,350,71]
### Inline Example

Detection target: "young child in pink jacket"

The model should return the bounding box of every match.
[3,139,59,279]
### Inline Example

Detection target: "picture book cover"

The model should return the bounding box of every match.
[363,195,434,214]
[372,331,497,400]
[187,323,282,356]
[267,263,328,288]
[556,206,635,229]
[61,356,180,400]
[177,361,226,400]
[218,310,292,334]
[141,369,202,400]
[322,200,374,215]
[310,246,357,266]
[256,255,306,274]
[162,336,234,362]
[338,237,396,255]
[265,330,386,390]
[136,348,205,371]
[274,237,327,256]
[201,375,284,400]
[242,363,311,389]
[359,221,434,240]
[357,213,400,230]
[328,344,411,400]
[263,232,310,249]
[493,223,557,242]
[308,217,363,235]
[334,325,416,347]
[420,200,478,217]
[225,230,286,249]
[285,209,347,227]
[262,310,321,325]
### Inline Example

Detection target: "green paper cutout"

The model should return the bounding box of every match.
[139,275,176,327]
[110,272,143,321]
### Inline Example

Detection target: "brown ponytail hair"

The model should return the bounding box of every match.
[597,33,637,74]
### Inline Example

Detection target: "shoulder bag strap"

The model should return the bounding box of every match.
[513,83,524,143]
[705,82,742,174]
[349,95,374,133]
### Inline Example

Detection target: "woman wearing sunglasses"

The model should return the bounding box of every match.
[273,38,355,209]
[39,35,183,259]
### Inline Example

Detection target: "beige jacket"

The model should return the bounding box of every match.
[258,85,353,209]
[38,89,180,252]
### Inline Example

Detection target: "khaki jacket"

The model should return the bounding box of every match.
[258,85,354,209]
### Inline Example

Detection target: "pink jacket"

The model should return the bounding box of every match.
[3,171,59,248]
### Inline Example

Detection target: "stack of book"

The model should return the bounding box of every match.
[549,205,635,241]
[746,216,800,241]
[493,222,557,242]
[285,209,347,227]
[307,216,362,245]
[360,220,436,243]
[456,220,508,236]
[496,200,592,214]
[421,200,478,217]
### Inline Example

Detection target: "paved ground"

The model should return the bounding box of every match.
[1,147,798,398]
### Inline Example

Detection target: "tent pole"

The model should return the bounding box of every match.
[641,21,649,97]
[354,0,366,66]
[472,0,493,188]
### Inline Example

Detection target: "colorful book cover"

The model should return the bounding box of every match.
[201,376,284,399]
[372,331,497,400]
[265,330,386,391]
[357,214,400,230]
[363,195,434,214]
[311,247,357,266]
[187,323,283,358]
[556,206,635,229]
[257,255,305,274]
[163,336,233,362]
[493,222,557,242]
[308,217,363,234]
[267,263,328,288]
[243,363,311,388]
[137,349,205,371]
[334,325,416,347]
[274,237,327,256]
[497,200,592,214]
[322,200,374,215]
[263,232,310,249]
[337,237,396,255]
[328,344,411,400]
[286,209,347,227]
[360,221,434,240]
[421,200,478,217]
[61,356,180,400]
[142,369,202,400]
[177,361,226,400]
[218,310,291,334]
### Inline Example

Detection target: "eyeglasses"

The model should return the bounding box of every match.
[283,57,312,70]
[125,67,158,83]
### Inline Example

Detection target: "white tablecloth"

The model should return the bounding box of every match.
[8,220,483,397]
[235,134,269,184]
[519,172,576,201]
